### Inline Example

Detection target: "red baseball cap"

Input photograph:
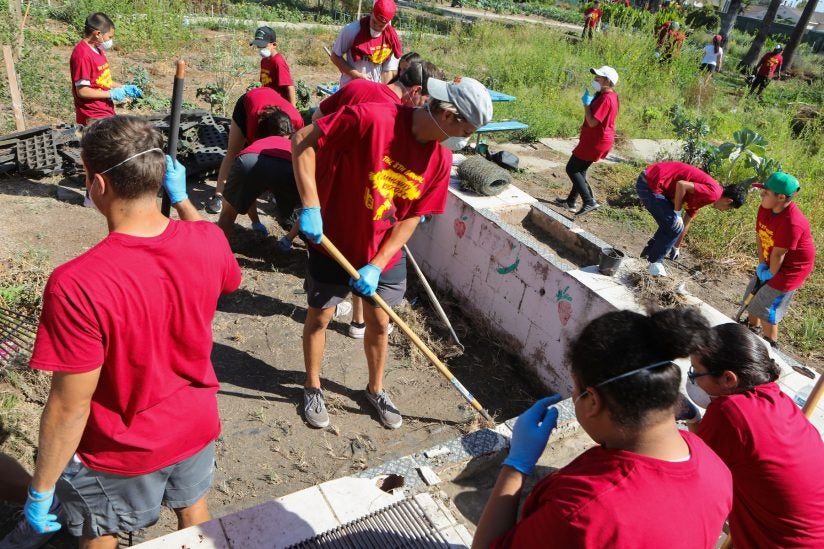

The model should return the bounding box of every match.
[373,0,396,21]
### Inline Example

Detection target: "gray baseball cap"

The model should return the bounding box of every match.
[427,77,493,129]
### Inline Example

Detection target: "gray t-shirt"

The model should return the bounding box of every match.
[332,20,400,86]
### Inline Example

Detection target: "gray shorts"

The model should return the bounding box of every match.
[56,441,215,538]
[304,248,406,309]
[745,275,796,325]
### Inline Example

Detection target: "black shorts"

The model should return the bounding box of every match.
[222,152,300,218]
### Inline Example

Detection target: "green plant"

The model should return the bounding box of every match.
[669,104,715,170]
[196,83,228,115]
[295,80,312,111]
[714,128,767,184]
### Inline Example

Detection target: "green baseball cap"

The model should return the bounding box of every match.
[753,171,800,197]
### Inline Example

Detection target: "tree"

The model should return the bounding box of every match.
[739,0,783,69]
[782,0,820,69]
[719,0,744,41]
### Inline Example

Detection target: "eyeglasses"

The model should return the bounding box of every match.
[687,365,717,384]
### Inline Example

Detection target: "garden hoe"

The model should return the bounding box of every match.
[320,235,492,422]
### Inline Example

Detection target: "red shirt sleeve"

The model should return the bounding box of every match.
[590,93,613,125]
[30,276,104,373]
[274,55,294,87]
[71,47,96,84]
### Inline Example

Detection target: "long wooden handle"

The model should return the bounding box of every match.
[319,236,492,421]
[802,374,824,418]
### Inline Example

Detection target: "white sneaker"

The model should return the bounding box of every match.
[348,322,394,339]
[333,301,352,319]
[648,262,668,277]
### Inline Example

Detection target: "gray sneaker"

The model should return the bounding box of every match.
[365,387,402,429]
[303,388,330,428]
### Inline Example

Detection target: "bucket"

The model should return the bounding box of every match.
[598,247,625,276]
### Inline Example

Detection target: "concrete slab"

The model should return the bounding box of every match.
[318,476,403,524]
[134,521,230,548]
[486,142,564,172]
[627,138,683,163]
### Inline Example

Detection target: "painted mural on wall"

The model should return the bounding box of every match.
[555,285,573,326]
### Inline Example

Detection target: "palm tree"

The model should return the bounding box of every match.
[738,0,782,70]
[719,0,743,41]
[783,0,821,69]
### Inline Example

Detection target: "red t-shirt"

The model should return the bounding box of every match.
[69,40,115,125]
[260,53,294,100]
[492,431,732,548]
[318,79,400,116]
[313,103,451,270]
[30,220,241,475]
[645,161,721,216]
[584,7,602,27]
[573,91,619,162]
[240,135,292,161]
[243,87,304,143]
[756,202,815,292]
[757,52,783,78]
[697,383,824,548]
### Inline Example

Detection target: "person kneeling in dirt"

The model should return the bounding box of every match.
[744,172,815,348]
[685,322,824,548]
[217,106,302,251]
[23,116,241,548]
[637,161,746,277]
[292,76,492,429]
[206,86,304,219]
[472,308,732,548]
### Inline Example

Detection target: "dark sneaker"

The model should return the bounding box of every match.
[748,324,763,336]
[766,338,779,349]
[575,201,600,216]
[251,222,269,236]
[206,193,223,214]
[0,499,61,549]
[640,238,655,259]
[303,388,330,428]
[552,197,576,211]
[365,387,402,429]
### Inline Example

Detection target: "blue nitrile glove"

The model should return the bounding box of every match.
[503,394,563,475]
[350,263,382,296]
[298,207,322,244]
[163,155,187,204]
[581,88,594,107]
[109,87,126,101]
[756,262,774,282]
[24,486,61,534]
[123,85,143,98]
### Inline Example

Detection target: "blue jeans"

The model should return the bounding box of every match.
[635,174,683,263]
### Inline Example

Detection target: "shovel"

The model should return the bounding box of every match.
[735,275,765,323]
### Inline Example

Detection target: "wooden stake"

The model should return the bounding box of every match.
[3,45,25,131]
[802,374,824,419]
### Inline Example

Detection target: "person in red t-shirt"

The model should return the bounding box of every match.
[473,308,732,549]
[744,171,815,346]
[637,161,746,276]
[249,26,296,106]
[331,0,403,85]
[293,76,492,430]
[749,44,783,96]
[207,86,304,221]
[554,66,619,216]
[23,116,241,546]
[687,322,824,548]
[582,1,602,40]
[217,107,300,250]
[69,13,144,126]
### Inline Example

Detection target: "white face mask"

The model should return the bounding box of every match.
[426,105,471,150]
[259,48,272,58]
[370,28,383,38]
[591,80,602,92]
[100,38,114,51]
[686,382,714,409]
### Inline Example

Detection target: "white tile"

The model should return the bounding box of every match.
[441,524,474,546]
[134,521,229,548]
[318,476,403,524]
[220,487,338,549]
[413,493,456,530]
[569,267,623,292]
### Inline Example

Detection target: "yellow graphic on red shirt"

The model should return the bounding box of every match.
[95,63,112,90]
[260,69,272,87]
[367,156,423,221]
[757,221,774,262]
[368,45,393,65]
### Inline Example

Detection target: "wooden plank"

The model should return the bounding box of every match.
[8,0,22,21]
[2,45,25,131]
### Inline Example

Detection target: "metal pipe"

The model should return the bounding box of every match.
[161,60,185,217]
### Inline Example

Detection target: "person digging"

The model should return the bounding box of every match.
[636,161,746,276]
[744,172,815,348]
[292,76,492,429]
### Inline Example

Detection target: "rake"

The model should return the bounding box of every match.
[0,306,38,367]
